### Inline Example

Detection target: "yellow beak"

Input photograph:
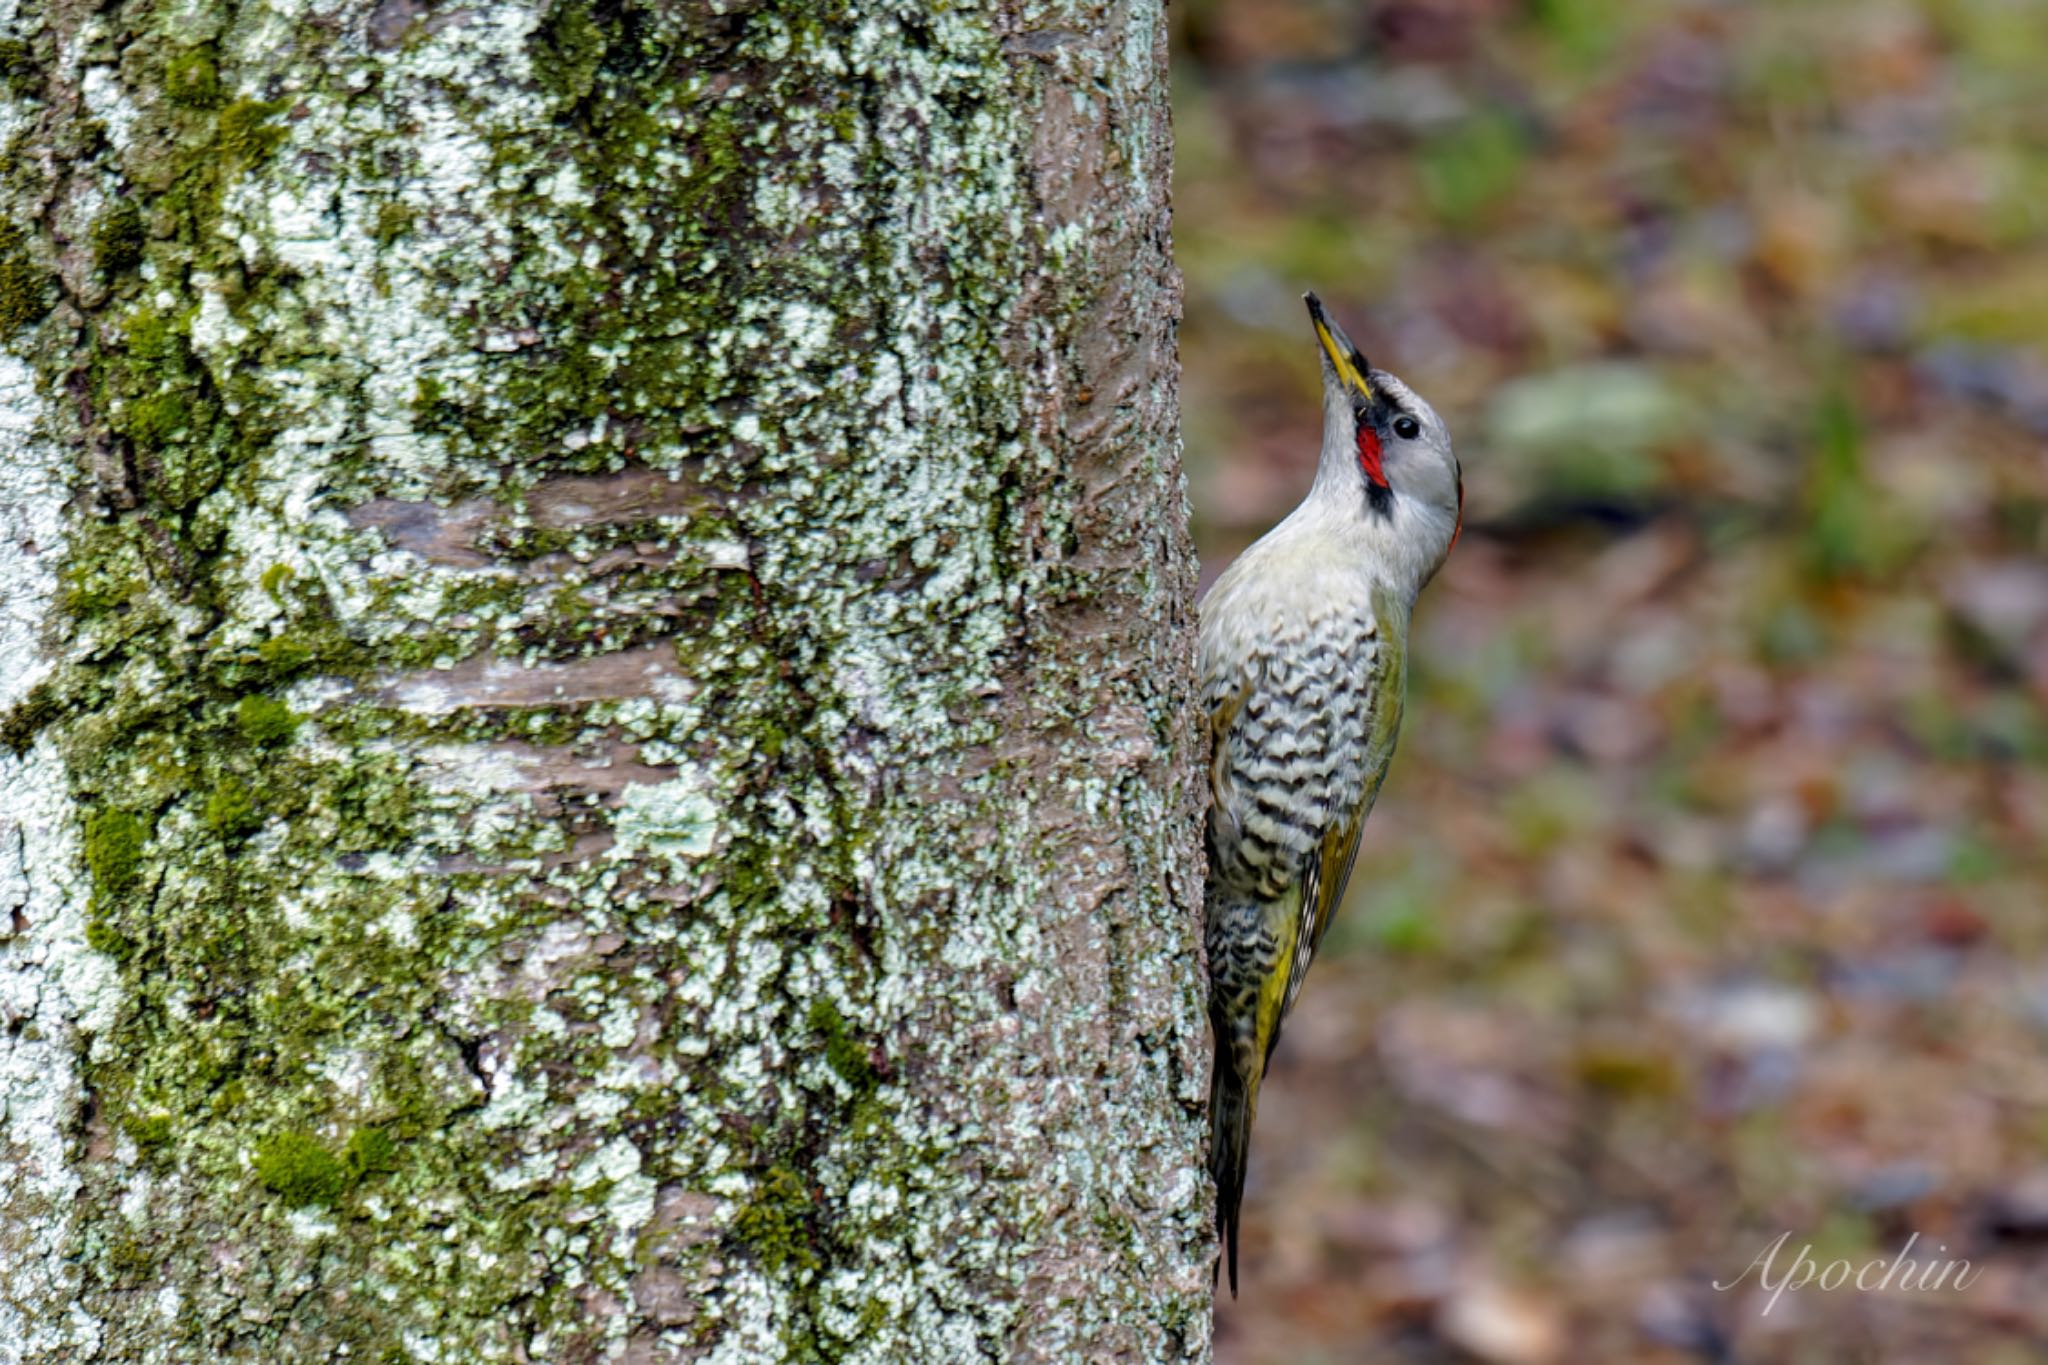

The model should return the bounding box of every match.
[1305,292,1372,399]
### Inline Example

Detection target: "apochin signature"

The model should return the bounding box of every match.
[1715,1231,1983,1316]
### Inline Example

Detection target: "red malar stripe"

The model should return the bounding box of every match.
[1356,427,1388,488]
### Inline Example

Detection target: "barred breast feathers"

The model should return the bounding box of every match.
[1200,529,1403,895]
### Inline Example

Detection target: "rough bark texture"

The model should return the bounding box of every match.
[0,0,1207,1360]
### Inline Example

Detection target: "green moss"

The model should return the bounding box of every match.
[235,694,299,745]
[343,1126,400,1178]
[733,1167,818,1272]
[129,304,187,355]
[103,1232,159,1284]
[254,636,315,674]
[147,446,224,510]
[807,1000,878,1093]
[84,916,136,961]
[124,1112,176,1153]
[84,809,148,896]
[410,373,446,421]
[0,39,37,100]
[534,0,607,104]
[752,718,789,759]
[845,1093,890,1142]
[89,300,246,512]
[1092,1207,1137,1253]
[164,46,223,109]
[253,1131,351,1207]
[371,202,414,246]
[92,200,147,275]
[428,29,778,474]
[124,393,188,448]
[259,563,295,600]
[57,527,147,622]
[255,625,362,680]
[852,1297,891,1336]
[217,99,289,167]
[0,223,44,335]
[0,679,59,753]
[202,778,262,837]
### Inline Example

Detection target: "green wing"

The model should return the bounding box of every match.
[1279,806,1366,1029]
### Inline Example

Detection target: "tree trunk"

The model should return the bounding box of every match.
[0,1,1207,1360]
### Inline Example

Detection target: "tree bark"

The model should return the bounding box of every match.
[0,1,1206,1360]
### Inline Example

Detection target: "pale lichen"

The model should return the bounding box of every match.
[0,0,1205,1357]
[0,365,113,1364]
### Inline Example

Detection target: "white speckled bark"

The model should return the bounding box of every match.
[0,354,120,1363]
[0,0,1206,1358]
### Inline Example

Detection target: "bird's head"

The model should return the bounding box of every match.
[1305,292,1463,590]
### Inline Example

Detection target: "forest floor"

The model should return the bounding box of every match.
[1177,4,2048,1362]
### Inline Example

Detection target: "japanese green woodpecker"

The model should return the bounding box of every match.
[1201,294,1463,1294]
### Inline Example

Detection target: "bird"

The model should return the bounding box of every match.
[1200,293,1463,1295]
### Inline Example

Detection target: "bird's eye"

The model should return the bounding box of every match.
[1393,415,1421,440]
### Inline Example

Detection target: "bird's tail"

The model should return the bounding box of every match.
[1208,1044,1256,1297]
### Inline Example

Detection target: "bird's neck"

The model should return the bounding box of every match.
[1285,479,1448,609]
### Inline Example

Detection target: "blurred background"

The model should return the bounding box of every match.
[1173,2,2048,1362]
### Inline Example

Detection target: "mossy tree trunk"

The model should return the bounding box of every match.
[0,0,1208,1360]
